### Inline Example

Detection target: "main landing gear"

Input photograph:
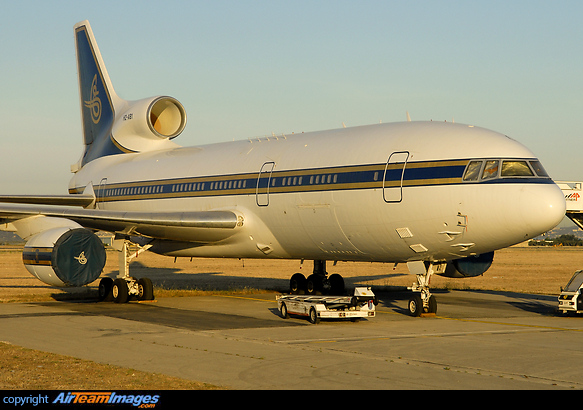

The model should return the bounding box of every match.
[289,260,346,295]
[98,238,155,303]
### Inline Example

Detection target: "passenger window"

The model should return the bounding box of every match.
[501,161,534,177]
[529,161,549,177]
[463,161,483,182]
[481,160,499,180]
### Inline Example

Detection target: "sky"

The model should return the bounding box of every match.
[1,0,582,195]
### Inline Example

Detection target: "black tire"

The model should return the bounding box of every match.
[138,278,154,301]
[309,307,320,324]
[280,302,289,319]
[306,274,320,295]
[112,278,129,304]
[408,294,423,317]
[98,277,113,302]
[329,274,345,295]
[290,273,306,294]
[426,295,437,314]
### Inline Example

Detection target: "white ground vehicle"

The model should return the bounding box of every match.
[276,287,377,324]
[558,270,583,314]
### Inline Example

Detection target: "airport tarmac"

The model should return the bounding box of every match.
[1,288,582,389]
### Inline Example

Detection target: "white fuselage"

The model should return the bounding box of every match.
[69,121,566,262]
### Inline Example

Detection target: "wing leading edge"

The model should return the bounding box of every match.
[0,195,95,207]
[0,204,243,243]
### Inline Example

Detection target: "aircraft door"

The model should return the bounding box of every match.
[383,151,409,202]
[256,161,275,206]
[97,178,107,209]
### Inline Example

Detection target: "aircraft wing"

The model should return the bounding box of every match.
[0,194,95,207]
[0,203,242,243]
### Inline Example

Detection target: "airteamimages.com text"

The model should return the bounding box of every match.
[2,392,162,408]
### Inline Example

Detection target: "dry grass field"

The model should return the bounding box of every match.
[1,245,582,389]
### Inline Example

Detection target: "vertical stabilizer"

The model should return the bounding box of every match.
[73,20,126,169]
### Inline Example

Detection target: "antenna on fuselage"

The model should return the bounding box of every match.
[406,111,411,122]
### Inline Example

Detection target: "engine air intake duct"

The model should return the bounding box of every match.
[148,97,186,139]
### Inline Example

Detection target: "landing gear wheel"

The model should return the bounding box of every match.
[309,307,320,324]
[290,273,306,294]
[112,278,129,304]
[329,273,345,295]
[426,294,437,314]
[98,277,113,302]
[280,302,289,319]
[408,294,423,317]
[306,274,320,295]
[138,278,154,301]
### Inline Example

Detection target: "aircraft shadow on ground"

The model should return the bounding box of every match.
[46,262,560,317]
[96,261,406,294]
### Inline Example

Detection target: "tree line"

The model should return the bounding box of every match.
[529,234,583,246]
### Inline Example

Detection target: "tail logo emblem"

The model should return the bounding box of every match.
[74,251,88,265]
[84,74,102,124]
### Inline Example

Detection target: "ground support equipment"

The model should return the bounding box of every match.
[276,287,377,324]
[558,269,583,314]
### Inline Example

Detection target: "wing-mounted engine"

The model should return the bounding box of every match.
[441,251,495,278]
[111,96,187,153]
[15,217,106,287]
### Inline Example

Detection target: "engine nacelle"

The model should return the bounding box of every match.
[23,227,106,287]
[441,251,495,278]
[111,96,187,152]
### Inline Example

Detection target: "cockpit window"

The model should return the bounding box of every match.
[529,160,549,177]
[501,160,534,177]
[463,158,549,183]
[462,161,483,182]
[481,160,499,180]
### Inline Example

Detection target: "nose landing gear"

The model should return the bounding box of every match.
[407,260,440,316]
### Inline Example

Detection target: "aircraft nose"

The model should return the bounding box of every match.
[519,182,566,237]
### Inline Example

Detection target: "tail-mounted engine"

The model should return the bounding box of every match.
[111,96,187,153]
[23,225,106,287]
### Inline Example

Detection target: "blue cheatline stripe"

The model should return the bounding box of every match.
[23,247,53,266]
[68,158,551,204]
